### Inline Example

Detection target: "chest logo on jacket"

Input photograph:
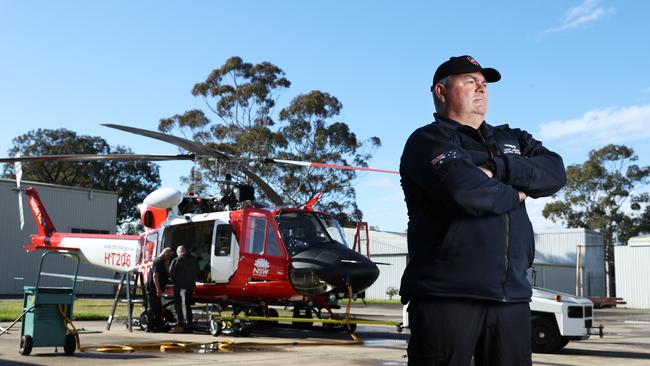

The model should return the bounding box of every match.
[502,143,521,155]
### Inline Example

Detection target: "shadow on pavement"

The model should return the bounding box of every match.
[0,359,40,366]
[559,348,650,360]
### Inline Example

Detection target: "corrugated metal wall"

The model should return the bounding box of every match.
[528,264,576,294]
[342,228,408,300]
[615,244,650,309]
[346,227,606,300]
[534,229,606,297]
[1,179,119,296]
[364,254,407,300]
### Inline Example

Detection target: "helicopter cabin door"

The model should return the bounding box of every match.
[211,223,239,283]
[240,207,288,285]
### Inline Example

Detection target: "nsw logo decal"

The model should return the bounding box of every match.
[253,258,270,277]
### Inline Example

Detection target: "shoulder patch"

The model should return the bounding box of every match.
[431,149,460,169]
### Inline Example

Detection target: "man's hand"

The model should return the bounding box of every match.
[478,165,493,178]
[518,191,527,202]
[156,289,163,297]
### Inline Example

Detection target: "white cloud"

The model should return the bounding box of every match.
[540,0,615,37]
[537,104,650,145]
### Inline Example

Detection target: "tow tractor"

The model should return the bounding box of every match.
[401,286,604,353]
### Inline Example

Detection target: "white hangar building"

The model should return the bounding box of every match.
[0,179,119,296]
[528,229,606,297]
[344,227,606,300]
[614,235,650,309]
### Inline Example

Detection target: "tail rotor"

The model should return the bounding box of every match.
[14,156,24,230]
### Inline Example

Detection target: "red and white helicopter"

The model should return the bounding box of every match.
[2,124,398,335]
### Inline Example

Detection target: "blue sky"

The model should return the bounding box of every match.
[1,0,649,233]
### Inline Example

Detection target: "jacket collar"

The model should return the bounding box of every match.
[433,113,494,137]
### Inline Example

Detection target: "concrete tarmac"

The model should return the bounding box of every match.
[0,305,649,366]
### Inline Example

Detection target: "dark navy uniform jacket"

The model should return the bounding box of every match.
[399,114,566,303]
[169,254,200,290]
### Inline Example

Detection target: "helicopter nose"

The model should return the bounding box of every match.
[289,243,380,296]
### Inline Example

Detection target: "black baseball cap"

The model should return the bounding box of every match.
[431,55,501,90]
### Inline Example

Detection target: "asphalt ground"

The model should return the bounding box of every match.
[0,304,649,366]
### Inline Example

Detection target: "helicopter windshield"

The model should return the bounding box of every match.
[276,211,334,256]
[316,213,349,247]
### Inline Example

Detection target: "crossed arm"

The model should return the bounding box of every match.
[402,127,565,217]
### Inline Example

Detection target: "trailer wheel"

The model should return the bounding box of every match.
[163,309,176,324]
[209,319,222,337]
[64,333,76,355]
[139,310,150,331]
[19,335,33,356]
[292,305,313,328]
[258,308,278,328]
[560,337,570,349]
[531,315,563,353]
[345,322,357,333]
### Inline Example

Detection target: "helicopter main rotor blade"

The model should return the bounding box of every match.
[103,123,286,206]
[103,123,230,158]
[264,158,399,174]
[0,154,196,163]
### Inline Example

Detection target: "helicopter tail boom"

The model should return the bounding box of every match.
[25,187,57,237]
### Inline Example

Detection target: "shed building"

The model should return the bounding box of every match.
[529,229,606,297]
[614,235,650,309]
[1,179,118,296]
[343,228,407,300]
[343,227,606,300]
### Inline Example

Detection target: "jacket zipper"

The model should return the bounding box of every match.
[477,128,510,302]
[502,215,510,302]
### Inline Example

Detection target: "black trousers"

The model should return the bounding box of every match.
[407,297,532,366]
[173,287,194,328]
[146,289,163,330]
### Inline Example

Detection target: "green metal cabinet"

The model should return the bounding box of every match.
[19,251,80,356]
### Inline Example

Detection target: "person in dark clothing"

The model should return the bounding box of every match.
[168,245,200,333]
[400,55,566,366]
[146,247,173,332]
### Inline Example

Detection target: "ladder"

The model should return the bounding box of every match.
[106,270,147,332]
[352,221,371,259]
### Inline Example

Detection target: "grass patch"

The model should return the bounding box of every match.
[0,297,400,323]
[0,300,22,322]
[0,298,140,322]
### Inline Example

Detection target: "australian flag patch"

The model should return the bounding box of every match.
[431,149,460,169]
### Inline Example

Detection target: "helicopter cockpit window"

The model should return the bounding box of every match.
[246,217,266,255]
[145,232,158,261]
[162,220,215,282]
[276,211,333,256]
[266,225,281,256]
[136,236,144,264]
[214,225,232,256]
[316,213,349,247]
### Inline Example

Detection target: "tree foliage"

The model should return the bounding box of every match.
[543,144,650,295]
[159,56,381,224]
[2,129,161,230]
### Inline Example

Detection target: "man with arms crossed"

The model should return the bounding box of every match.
[400,55,567,366]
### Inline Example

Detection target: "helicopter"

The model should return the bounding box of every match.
[2,123,398,335]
